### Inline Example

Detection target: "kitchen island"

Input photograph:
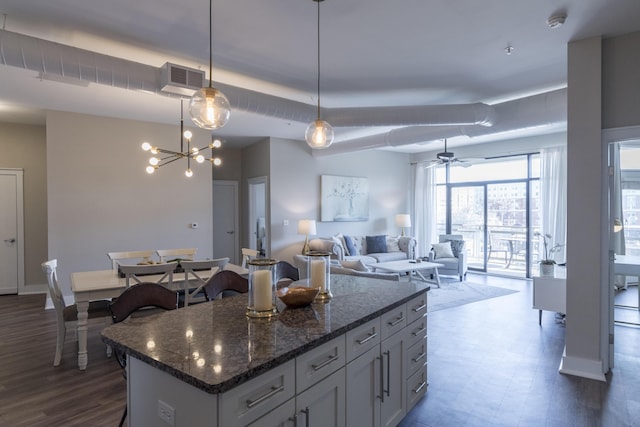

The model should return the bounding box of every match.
[102,275,429,427]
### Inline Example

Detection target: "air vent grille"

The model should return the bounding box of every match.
[160,62,205,96]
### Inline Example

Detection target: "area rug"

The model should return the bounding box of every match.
[427,279,518,312]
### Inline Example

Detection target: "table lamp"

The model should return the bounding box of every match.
[395,214,411,237]
[298,219,317,254]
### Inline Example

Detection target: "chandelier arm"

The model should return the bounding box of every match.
[158,156,184,167]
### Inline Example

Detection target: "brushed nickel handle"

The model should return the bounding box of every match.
[246,385,285,408]
[413,381,426,394]
[387,313,404,327]
[412,325,426,336]
[312,354,339,371]
[412,352,426,363]
[356,331,377,345]
[412,303,427,312]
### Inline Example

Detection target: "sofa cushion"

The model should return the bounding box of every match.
[340,259,370,271]
[445,239,465,258]
[386,235,401,252]
[369,251,407,263]
[344,255,377,265]
[432,241,455,259]
[366,235,387,254]
[343,235,358,257]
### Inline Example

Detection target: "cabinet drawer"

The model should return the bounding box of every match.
[406,339,427,378]
[406,292,428,325]
[380,305,407,340]
[406,364,428,412]
[296,335,346,392]
[219,359,296,427]
[405,316,427,349]
[346,317,381,362]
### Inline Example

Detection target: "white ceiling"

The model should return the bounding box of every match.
[1,0,640,153]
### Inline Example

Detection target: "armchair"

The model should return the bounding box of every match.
[428,234,468,281]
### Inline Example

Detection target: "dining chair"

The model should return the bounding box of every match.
[203,270,249,301]
[107,250,155,270]
[275,260,300,288]
[118,262,178,289]
[109,282,178,427]
[156,248,197,263]
[41,259,112,367]
[180,258,229,306]
[241,248,259,269]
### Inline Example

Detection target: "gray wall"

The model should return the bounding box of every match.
[0,121,48,291]
[46,111,214,296]
[268,138,411,264]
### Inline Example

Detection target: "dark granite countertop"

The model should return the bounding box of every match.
[101,275,429,394]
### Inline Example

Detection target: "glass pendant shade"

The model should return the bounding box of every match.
[305,119,334,149]
[189,87,231,130]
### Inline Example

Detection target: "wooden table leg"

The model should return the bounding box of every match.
[76,300,89,370]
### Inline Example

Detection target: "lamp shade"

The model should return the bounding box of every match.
[298,219,317,236]
[395,214,411,228]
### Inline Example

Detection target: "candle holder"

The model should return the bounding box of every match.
[247,258,278,318]
[307,251,332,301]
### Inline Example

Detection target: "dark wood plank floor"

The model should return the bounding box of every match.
[1,275,638,426]
[401,274,640,427]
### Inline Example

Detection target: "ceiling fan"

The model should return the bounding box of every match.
[427,139,472,168]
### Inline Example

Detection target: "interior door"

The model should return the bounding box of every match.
[0,170,24,294]
[213,180,239,265]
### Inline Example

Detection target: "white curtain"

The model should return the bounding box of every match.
[412,163,437,257]
[540,146,567,263]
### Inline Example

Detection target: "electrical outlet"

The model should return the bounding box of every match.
[158,400,175,426]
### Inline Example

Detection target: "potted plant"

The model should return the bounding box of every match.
[534,232,563,277]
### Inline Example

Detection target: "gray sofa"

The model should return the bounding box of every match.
[308,234,417,265]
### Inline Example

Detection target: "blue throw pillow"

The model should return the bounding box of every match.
[366,235,388,254]
[343,235,358,256]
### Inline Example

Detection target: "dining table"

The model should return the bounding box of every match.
[70,263,248,370]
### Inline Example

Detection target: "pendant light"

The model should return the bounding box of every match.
[189,0,231,130]
[305,0,334,149]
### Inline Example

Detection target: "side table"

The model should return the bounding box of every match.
[532,275,566,325]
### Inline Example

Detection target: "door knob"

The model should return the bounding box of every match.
[4,238,16,243]
[226,231,234,234]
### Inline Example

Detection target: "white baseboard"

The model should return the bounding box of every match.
[559,346,607,382]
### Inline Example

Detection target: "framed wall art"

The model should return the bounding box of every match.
[320,175,369,222]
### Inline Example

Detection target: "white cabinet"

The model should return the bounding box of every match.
[345,292,428,427]
[532,276,566,325]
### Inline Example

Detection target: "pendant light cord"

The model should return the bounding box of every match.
[208,0,213,89]
[316,0,321,120]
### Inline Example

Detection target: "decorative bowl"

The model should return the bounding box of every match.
[276,286,319,309]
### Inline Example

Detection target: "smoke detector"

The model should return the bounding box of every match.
[546,14,567,29]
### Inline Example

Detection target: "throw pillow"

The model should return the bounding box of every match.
[432,241,455,259]
[331,236,346,256]
[386,235,401,252]
[446,239,465,258]
[343,235,358,256]
[366,235,388,254]
[335,233,349,255]
[340,259,370,272]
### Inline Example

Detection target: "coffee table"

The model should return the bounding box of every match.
[370,260,444,288]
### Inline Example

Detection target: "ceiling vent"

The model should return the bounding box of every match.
[160,62,205,96]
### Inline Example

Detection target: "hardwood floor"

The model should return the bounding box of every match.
[401,274,640,427]
[0,275,638,426]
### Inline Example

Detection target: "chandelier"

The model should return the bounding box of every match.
[189,0,231,130]
[305,0,334,149]
[142,99,222,177]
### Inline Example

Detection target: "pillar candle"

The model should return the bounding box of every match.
[310,259,326,292]
[252,270,273,311]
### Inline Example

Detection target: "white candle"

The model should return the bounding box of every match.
[252,270,273,311]
[310,259,326,292]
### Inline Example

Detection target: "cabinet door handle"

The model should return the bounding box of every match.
[384,350,391,397]
[312,354,339,371]
[387,313,404,327]
[412,303,427,313]
[246,385,285,408]
[412,351,426,363]
[377,355,384,403]
[412,325,426,336]
[288,413,298,427]
[413,381,426,394]
[300,407,310,426]
[356,331,377,345]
